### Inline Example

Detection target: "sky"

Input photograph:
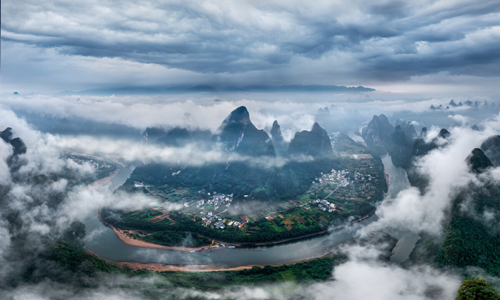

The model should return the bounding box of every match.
[2,0,500,95]
[4,2,500,299]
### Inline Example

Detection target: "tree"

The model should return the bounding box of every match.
[456,278,499,300]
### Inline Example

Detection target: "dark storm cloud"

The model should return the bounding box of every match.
[1,0,500,83]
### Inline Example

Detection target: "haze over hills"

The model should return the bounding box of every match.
[122,106,368,203]
[3,0,500,298]
[4,99,500,299]
[213,106,276,157]
[57,84,376,96]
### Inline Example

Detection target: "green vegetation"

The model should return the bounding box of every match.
[103,156,384,246]
[103,209,334,245]
[107,163,385,245]
[438,184,500,276]
[456,278,500,300]
[145,230,212,247]
[333,134,370,154]
[123,159,346,201]
[158,255,346,289]
[46,241,120,275]
[108,135,387,246]
[46,240,344,290]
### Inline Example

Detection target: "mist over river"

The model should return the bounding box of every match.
[84,154,413,268]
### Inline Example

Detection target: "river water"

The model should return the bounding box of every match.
[379,155,420,263]
[84,155,415,267]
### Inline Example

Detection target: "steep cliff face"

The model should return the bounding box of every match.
[420,127,428,138]
[314,107,334,132]
[270,120,287,156]
[395,119,418,143]
[437,149,500,276]
[481,135,500,167]
[361,114,394,156]
[270,120,284,144]
[213,106,275,156]
[407,128,452,192]
[412,128,451,158]
[288,122,333,157]
[467,148,493,174]
[387,126,413,169]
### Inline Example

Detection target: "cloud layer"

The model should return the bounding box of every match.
[3,97,500,299]
[2,0,500,92]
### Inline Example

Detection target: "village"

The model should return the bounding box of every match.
[316,168,375,188]
[128,154,384,235]
[130,163,380,232]
[316,169,350,187]
[186,168,370,230]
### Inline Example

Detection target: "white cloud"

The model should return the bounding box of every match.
[310,245,461,300]
[363,126,494,236]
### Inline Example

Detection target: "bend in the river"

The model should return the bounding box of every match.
[84,155,412,268]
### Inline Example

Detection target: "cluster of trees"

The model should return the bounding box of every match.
[144,230,212,247]
[103,209,333,244]
[126,159,348,201]
[46,241,118,275]
[43,237,500,298]
[105,156,386,245]
[159,255,346,289]
[456,278,500,300]
[438,184,500,276]
[46,239,346,291]
[127,156,387,203]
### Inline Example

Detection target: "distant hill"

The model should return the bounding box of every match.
[122,107,387,201]
[288,122,333,157]
[57,84,375,96]
[213,106,275,156]
[270,120,287,156]
[145,127,212,147]
[361,114,394,156]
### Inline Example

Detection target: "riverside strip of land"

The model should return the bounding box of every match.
[86,249,337,272]
[99,207,376,252]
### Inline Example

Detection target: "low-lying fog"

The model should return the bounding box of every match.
[2,93,500,299]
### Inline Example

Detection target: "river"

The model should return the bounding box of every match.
[380,155,420,263]
[84,155,414,268]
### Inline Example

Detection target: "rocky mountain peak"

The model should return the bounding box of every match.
[224,106,250,125]
[288,123,332,157]
[1,127,13,142]
[214,107,274,156]
[438,129,451,139]
[467,148,493,174]
[420,127,428,138]
[270,120,284,144]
